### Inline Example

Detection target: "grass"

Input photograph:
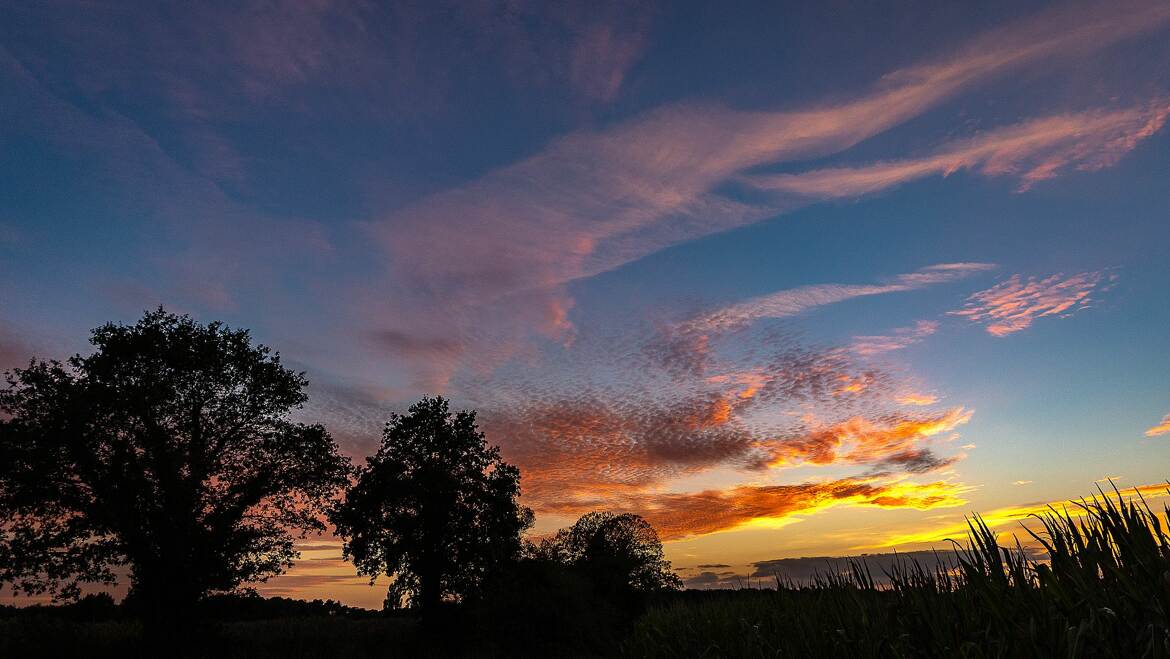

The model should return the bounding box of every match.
[623,485,1170,658]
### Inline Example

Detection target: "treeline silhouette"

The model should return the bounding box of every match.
[3,310,1170,658]
[0,310,680,654]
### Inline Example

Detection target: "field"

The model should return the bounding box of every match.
[2,488,1168,658]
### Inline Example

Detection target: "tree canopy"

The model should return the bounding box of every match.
[329,396,533,613]
[534,512,682,593]
[0,309,350,612]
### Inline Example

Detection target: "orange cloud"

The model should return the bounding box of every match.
[764,407,972,473]
[709,371,771,401]
[949,271,1112,336]
[1146,413,1170,437]
[897,393,940,406]
[480,393,764,506]
[628,478,968,540]
[482,352,954,512]
[834,374,873,395]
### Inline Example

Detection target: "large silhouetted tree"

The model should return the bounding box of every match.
[330,396,532,615]
[0,309,350,617]
[534,512,682,593]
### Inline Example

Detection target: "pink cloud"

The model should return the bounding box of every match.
[374,2,1168,302]
[566,9,653,102]
[743,101,1170,197]
[949,271,1113,336]
[851,320,940,357]
[361,1,1169,386]
[667,264,990,354]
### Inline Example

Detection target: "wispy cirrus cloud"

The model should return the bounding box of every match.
[1146,414,1170,437]
[851,320,939,357]
[649,264,992,377]
[743,101,1170,197]
[377,0,1169,297]
[949,270,1113,336]
[679,266,991,339]
[362,1,1169,386]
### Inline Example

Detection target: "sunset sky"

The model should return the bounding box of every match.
[2,0,1169,607]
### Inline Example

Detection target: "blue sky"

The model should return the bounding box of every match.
[2,0,1169,604]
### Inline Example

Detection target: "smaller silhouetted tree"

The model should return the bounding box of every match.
[330,396,532,616]
[0,309,350,621]
[534,512,682,593]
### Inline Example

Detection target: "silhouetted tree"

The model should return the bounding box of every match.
[330,396,532,616]
[0,309,350,619]
[534,512,682,593]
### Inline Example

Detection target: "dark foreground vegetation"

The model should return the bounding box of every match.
[4,484,1169,657]
[3,310,1169,657]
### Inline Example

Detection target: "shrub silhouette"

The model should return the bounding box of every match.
[330,396,533,617]
[468,511,682,654]
[533,511,683,595]
[0,309,351,622]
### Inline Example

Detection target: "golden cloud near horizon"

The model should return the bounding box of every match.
[869,482,1170,549]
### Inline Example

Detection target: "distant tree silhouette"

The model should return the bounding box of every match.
[534,512,682,593]
[0,309,350,619]
[330,396,532,616]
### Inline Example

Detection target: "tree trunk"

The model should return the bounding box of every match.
[133,568,202,650]
[420,566,442,618]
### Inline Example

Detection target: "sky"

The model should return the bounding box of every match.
[1,0,1168,606]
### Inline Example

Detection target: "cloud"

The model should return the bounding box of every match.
[763,408,973,473]
[470,323,976,519]
[371,330,463,359]
[362,1,1168,385]
[851,320,939,357]
[564,6,654,102]
[606,477,968,541]
[680,266,990,339]
[293,542,345,552]
[749,549,982,588]
[708,547,1040,591]
[651,264,992,376]
[875,482,1170,548]
[0,326,35,372]
[1146,414,1170,437]
[0,43,338,315]
[949,271,1113,336]
[743,101,1170,197]
[480,391,764,505]
[378,0,1169,296]
[482,382,970,522]
[897,393,940,406]
[10,1,655,116]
